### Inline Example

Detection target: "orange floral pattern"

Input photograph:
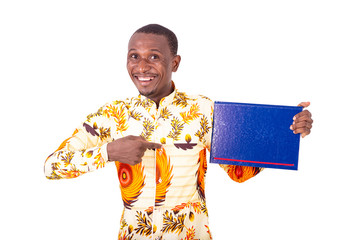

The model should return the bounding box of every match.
[196,148,207,201]
[155,148,173,206]
[221,164,263,183]
[180,103,201,124]
[116,162,145,209]
[103,104,129,134]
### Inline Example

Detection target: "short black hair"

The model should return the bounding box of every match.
[134,24,178,56]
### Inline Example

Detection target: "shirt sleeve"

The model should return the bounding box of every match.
[44,102,126,180]
[219,164,263,183]
[202,97,264,183]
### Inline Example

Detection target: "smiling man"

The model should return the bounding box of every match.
[127,31,181,105]
[44,24,313,240]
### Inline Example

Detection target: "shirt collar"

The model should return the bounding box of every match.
[138,81,177,108]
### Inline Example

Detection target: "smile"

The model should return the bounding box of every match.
[133,74,157,82]
[137,76,154,81]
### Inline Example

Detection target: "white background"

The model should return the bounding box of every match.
[1,0,359,239]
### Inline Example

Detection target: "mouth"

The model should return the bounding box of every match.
[133,74,157,86]
[137,76,154,81]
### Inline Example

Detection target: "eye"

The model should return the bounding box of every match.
[150,54,159,60]
[130,54,138,59]
[128,53,139,61]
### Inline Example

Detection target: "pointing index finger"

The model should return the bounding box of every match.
[144,141,163,150]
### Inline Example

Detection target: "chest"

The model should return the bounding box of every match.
[116,104,209,148]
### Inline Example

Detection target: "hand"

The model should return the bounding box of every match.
[290,102,313,138]
[107,135,162,165]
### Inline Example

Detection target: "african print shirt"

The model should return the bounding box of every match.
[44,88,262,240]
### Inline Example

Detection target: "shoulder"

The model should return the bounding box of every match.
[175,91,213,106]
[101,95,142,111]
[85,97,135,123]
[174,91,213,118]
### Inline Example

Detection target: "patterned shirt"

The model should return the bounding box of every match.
[44,88,262,240]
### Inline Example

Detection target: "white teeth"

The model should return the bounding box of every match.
[137,77,153,81]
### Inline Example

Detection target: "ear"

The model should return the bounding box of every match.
[172,55,181,72]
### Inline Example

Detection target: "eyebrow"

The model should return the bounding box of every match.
[128,48,162,53]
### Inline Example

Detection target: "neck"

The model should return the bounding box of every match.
[147,82,175,108]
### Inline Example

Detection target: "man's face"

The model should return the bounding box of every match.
[127,33,180,103]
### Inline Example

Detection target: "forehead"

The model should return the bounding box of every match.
[128,33,170,54]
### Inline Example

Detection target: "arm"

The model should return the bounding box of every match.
[219,165,263,183]
[44,125,109,180]
[44,103,117,180]
[44,102,162,180]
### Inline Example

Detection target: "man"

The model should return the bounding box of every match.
[44,24,313,240]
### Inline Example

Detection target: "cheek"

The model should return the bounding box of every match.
[126,62,133,73]
[157,61,172,76]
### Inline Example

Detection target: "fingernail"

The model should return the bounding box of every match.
[293,116,296,120]
[290,125,293,130]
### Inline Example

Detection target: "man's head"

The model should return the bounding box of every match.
[127,24,181,105]
[134,24,178,56]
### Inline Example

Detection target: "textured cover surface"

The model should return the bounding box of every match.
[210,101,302,170]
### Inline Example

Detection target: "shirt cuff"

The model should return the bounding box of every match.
[99,143,109,163]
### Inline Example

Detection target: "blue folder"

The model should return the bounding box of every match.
[209,101,302,170]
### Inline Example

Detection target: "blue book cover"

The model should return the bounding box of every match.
[210,101,303,170]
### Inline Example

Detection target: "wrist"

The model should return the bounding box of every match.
[103,143,111,162]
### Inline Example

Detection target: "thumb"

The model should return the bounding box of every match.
[298,101,310,108]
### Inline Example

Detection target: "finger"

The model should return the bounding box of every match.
[129,157,143,166]
[127,135,139,140]
[291,121,312,131]
[301,132,308,138]
[297,101,310,108]
[293,116,314,125]
[136,136,160,147]
[293,126,311,134]
[135,149,146,158]
[293,110,312,121]
[139,135,148,141]
[293,128,311,138]
[144,141,163,150]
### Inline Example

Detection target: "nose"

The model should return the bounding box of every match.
[138,58,151,73]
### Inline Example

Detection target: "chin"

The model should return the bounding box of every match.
[139,89,156,98]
